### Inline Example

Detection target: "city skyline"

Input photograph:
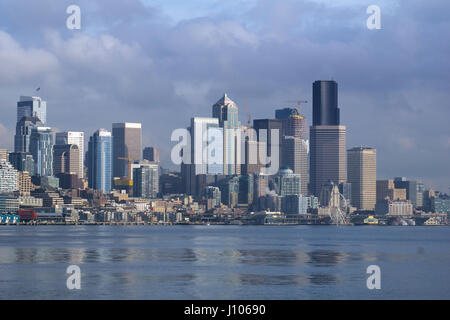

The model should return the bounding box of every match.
[0,0,449,192]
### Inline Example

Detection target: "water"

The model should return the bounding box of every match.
[0,225,449,300]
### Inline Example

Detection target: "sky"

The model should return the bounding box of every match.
[0,0,449,192]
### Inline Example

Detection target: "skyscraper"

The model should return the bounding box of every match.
[17,96,47,124]
[212,94,241,175]
[312,80,339,126]
[30,126,54,177]
[132,161,159,199]
[143,147,160,163]
[14,116,42,153]
[394,177,418,207]
[0,160,19,193]
[253,118,283,174]
[53,144,81,177]
[8,152,35,176]
[112,123,142,179]
[275,108,297,120]
[347,147,377,211]
[282,137,309,196]
[55,132,85,179]
[181,117,222,196]
[310,80,347,196]
[87,129,112,193]
[280,110,309,196]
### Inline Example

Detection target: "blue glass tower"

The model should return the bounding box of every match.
[87,129,112,193]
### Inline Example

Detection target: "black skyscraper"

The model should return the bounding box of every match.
[310,80,347,196]
[313,80,340,126]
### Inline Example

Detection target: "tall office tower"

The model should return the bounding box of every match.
[0,149,8,162]
[275,108,297,120]
[281,137,308,196]
[56,132,84,178]
[253,172,269,200]
[30,126,54,177]
[112,123,142,179]
[212,94,241,175]
[87,129,112,193]
[143,147,160,163]
[241,139,266,175]
[53,144,81,177]
[416,182,425,208]
[14,116,43,153]
[313,80,339,126]
[181,117,222,196]
[394,177,418,207]
[9,152,35,176]
[132,161,159,199]
[0,160,19,193]
[280,111,309,195]
[310,80,346,196]
[17,96,47,124]
[238,174,254,205]
[282,110,308,138]
[253,118,283,174]
[347,147,377,211]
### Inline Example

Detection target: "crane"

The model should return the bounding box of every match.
[285,100,308,115]
[245,99,251,130]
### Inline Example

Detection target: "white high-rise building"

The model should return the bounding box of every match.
[0,160,19,193]
[212,94,241,175]
[56,132,85,178]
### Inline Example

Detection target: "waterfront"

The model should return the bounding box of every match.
[0,225,449,300]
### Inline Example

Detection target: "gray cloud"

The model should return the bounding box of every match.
[0,0,448,192]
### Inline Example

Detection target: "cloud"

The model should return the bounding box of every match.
[0,0,449,190]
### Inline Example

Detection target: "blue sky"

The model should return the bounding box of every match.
[0,0,449,192]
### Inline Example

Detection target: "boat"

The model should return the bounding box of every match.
[363,216,378,225]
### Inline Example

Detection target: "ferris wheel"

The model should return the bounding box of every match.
[328,190,350,226]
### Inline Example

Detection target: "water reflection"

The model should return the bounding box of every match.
[0,226,449,299]
[307,250,346,267]
[308,273,338,285]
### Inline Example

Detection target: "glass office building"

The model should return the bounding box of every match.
[87,129,112,193]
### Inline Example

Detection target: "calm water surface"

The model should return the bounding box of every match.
[0,225,449,299]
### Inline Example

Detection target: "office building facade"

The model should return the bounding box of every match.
[143,147,160,163]
[55,132,84,178]
[310,80,346,197]
[30,126,54,177]
[0,160,19,193]
[17,96,47,124]
[212,94,241,175]
[87,129,112,193]
[112,123,142,179]
[347,147,377,211]
[53,144,81,177]
[133,161,159,199]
